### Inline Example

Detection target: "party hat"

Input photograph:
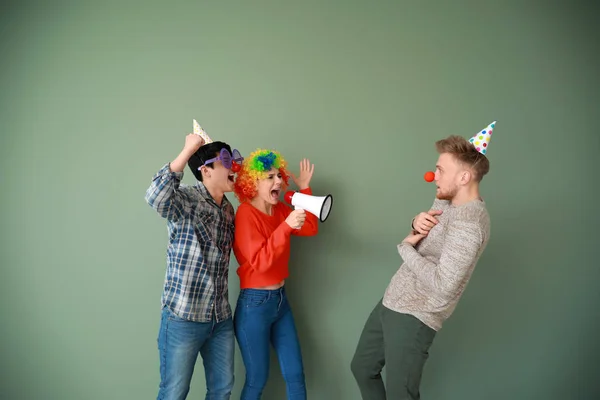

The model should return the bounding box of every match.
[468,120,496,155]
[193,119,213,144]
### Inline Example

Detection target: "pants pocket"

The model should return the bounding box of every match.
[239,291,270,308]
[413,321,436,356]
[163,306,189,322]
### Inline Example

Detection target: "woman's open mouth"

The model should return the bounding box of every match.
[270,189,280,200]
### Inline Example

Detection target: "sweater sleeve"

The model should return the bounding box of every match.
[234,206,294,273]
[292,187,319,236]
[397,219,483,300]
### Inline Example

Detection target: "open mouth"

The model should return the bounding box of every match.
[270,189,280,200]
[228,173,235,183]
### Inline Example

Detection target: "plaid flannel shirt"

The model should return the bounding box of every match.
[145,163,235,322]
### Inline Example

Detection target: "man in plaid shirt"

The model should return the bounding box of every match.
[145,131,240,400]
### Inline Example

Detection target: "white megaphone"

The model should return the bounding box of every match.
[284,191,333,222]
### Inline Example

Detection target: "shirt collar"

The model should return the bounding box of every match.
[196,181,230,208]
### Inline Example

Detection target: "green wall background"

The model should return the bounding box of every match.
[1,1,598,399]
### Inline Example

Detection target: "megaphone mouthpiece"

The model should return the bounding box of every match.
[284,191,294,204]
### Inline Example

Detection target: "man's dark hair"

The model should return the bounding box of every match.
[187,141,232,181]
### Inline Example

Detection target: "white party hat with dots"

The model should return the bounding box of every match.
[468,121,496,155]
[193,119,213,144]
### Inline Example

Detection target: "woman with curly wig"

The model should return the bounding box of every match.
[232,149,319,400]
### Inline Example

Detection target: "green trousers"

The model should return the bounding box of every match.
[351,299,436,400]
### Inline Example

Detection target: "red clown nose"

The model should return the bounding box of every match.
[424,171,434,182]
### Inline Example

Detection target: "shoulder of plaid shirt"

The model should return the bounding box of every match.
[144,163,235,323]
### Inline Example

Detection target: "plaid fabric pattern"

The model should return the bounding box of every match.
[145,163,235,322]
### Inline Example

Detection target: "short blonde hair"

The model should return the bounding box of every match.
[435,135,490,182]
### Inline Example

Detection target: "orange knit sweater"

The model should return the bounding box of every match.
[233,188,319,289]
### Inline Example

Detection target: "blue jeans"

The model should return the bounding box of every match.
[234,287,306,400]
[157,306,234,400]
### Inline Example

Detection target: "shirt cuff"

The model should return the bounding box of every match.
[162,163,184,179]
[281,222,295,235]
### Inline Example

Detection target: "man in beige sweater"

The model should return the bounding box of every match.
[351,123,495,400]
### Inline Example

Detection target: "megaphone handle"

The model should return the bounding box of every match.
[292,206,304,229]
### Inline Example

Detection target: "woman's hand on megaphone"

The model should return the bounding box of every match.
[285,209,306,229]
[290,158,314,190]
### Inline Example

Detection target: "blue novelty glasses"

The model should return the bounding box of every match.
[198,148,244,170]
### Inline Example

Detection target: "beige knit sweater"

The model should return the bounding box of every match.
[382,198,490,331]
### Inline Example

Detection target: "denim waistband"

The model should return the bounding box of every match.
[240,286,286,296]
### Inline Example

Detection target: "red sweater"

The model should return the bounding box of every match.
[233,187,319,289]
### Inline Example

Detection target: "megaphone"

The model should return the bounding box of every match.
[284,191,333,222]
